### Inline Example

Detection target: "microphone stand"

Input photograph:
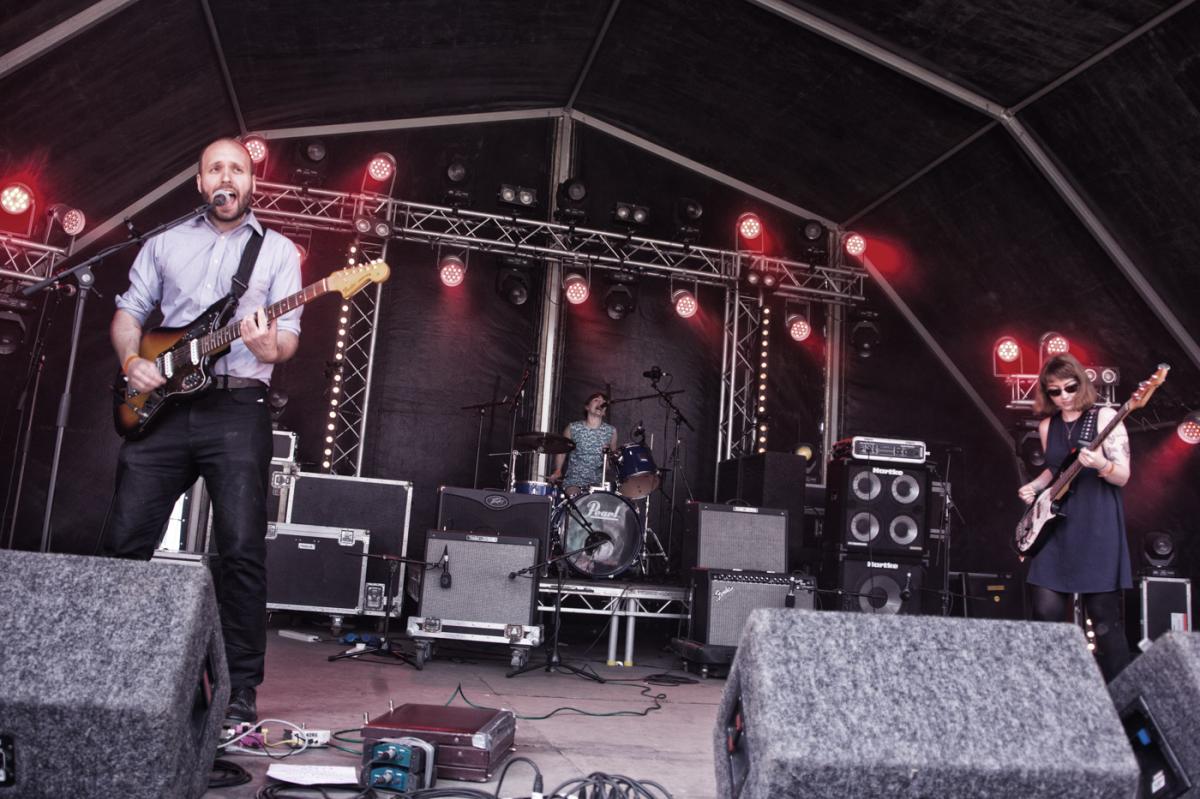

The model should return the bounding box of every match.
[460,395,514,490]
[21,202,214,553]
[649,375,692,576]
[506,491,609,682]
[329,552,436,668]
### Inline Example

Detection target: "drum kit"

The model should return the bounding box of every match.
[507,430,666,580]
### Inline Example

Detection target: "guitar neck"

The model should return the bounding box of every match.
[1050,402,1132,492]
[199,278,329,355]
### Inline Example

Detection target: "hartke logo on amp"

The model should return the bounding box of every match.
[872,467,903,477]
[867,560,899,570]
[483,494,511,509]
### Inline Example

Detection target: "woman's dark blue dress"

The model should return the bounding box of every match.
[1027,411,1133,593]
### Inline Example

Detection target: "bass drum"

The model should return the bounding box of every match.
[555,489,642,579]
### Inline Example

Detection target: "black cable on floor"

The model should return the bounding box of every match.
[210,758,252,789]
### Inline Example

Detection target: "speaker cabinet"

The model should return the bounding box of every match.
[683,502,787,572]
[417,530,539,625]
[1109,632,1200,799]
[716,610,1138,798]
[0,550,229,799]
[435,486,554,560]
[286,472,413,615]
[821,553,923,615]
[689,568,814,647]
[826,458,930,556]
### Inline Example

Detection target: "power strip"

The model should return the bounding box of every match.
[288,729,331,747]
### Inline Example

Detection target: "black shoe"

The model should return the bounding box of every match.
[225,686,257,725]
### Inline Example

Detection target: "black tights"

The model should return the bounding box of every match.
[1031,586,1131,682]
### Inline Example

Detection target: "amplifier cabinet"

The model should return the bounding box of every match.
[821,553,924,615]
[690,568,814,647]
[825,458,930,557]
[265,522,369,615]
[417,530,540,626]
[286,472,413,616]
[435,486,554,559]
[683,502,788,572]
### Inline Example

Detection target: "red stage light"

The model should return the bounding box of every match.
[1043,333,1069,357]
[243,136,268,164]
[995,337,1020,363]
[738,213,762,240]
[438,254,466,287]
[366,153,397,182]
[1,183,33,215]
[1179,412,1200,445]
[563,272,589,305]
[786,313,811,342]
[844,232,866,257]
[672,288,697,319]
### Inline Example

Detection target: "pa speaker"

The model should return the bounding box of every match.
[436,486,553,561]
[826,458,930,556]
[683,502,787,572]
[716,610,1138,799]
[0,550,228,799]
[1109,632,1200,798]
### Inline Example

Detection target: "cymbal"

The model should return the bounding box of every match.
[514,431,575,454]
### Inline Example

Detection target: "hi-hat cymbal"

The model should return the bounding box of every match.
[514,431,576,454]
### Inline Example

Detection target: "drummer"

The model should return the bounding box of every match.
[549,392,618,496]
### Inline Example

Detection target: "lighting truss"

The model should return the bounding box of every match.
[1004,375,1118,410]
[718,286,766,463]
[0,233,68,286]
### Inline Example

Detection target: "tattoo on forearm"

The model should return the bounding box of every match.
[1103,430,1130,465]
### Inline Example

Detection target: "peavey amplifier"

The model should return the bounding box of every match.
[832,436,927,464]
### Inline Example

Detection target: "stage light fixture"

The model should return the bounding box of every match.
[746,270,761,286]
[672,287,698,319]
[603,282,636,320]
[0,311,27,356]
[1178,411,1200,445]
[786,312,811,342]
[302,140,327,162]
[613,202,649,226]
[737,213,762,241]
[1100,367,1119,386]
[446,159,469,184]
[1143,531,1178,570]
[438,253,467,287]
[1039,331,1069,364]
[497,258,532,306]
[48,204,86,236]
[243,136,268,164]
[1,183,33,215]
[366,153,397,182]
[850,311,881,359]
[797,219,829,265]
[443,155,472,207]
[843,232,867,257]
[996,337,1020,363]
[554,178,588,224]
[499,184,537,211]
[1019,429,1046,471]
[563,272,589,305]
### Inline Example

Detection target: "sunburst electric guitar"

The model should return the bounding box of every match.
[113,260,390,438]
[1013,363,1169,557]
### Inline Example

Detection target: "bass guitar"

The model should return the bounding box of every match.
[113,260,390,438]
[1014,363,1169,556]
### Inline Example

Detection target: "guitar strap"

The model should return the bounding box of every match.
[228,228,265,306]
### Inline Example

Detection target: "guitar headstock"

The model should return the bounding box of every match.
[327,260,391,298]
[1129,363,1170,410]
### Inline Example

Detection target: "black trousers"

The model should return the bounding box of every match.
[101,386,272,689]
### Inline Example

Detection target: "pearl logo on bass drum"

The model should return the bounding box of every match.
[583,499,623,522]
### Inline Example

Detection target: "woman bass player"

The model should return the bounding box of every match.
[1017,353,1133,681]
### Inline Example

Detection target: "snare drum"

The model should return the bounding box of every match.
[616,443,660,499]
[555,489,642,579]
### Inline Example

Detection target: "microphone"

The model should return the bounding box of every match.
[438,546,451,589]
[212,189,235,207]
[642,366,664,381]
[900,572,912,601]
[585,529,611,547]
[785,577,797,609]
[598,401,609,410]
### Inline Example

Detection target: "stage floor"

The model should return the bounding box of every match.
[206,617,724,798]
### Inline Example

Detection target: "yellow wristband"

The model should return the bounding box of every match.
[122,354,139,375]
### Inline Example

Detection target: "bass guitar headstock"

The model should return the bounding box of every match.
[1129,363,1170,410]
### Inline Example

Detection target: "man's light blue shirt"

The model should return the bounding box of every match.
[115,211,303,384]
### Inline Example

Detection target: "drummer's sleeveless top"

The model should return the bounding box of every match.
[1027,409,1132,593]
[563,420,614,488]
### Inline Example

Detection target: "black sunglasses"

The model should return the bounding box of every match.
[1046,382,1080,398]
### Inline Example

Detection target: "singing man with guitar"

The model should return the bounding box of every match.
[1017,353,1132,681]
[101,137,302,725]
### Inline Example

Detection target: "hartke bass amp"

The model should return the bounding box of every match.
[690,568,814,647]
[821,553,924,615]
[683,502,788,572]
[826,457,930,556]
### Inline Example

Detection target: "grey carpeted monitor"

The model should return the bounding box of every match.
[715,609,1138,798]
[0,550,228,799]
[1109,631,1200,798]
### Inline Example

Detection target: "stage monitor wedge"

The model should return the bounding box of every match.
[716,610,1138,799]
[0,550,228,799]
